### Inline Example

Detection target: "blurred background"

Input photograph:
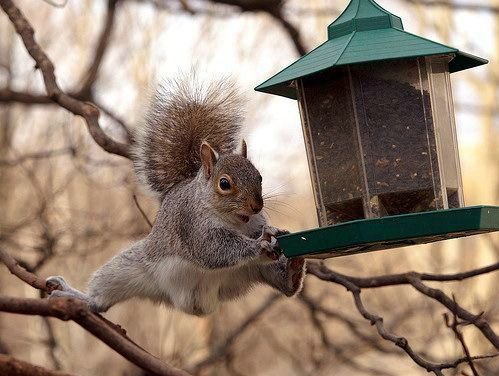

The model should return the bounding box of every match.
[0,0,498,375]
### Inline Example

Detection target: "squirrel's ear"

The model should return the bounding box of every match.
[200,142,218,179]
[240,139,247,159]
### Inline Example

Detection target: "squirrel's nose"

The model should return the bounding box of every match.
[250,198,263,214]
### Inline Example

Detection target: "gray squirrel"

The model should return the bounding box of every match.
[46,77,306,316]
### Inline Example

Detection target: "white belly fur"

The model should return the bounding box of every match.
[150,255,224,315]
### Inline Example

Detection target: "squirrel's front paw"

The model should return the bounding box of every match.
[262,225,290,239]
[258,225,283,262]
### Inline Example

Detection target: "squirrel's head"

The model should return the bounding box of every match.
[200,141,263,225]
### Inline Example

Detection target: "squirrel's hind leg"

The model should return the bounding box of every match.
[259,257,306,297]
[86,240,153,312]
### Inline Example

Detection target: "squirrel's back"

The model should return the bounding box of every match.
[133,75,244,195]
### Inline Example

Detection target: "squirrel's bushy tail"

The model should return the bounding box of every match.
[133,75,244,195]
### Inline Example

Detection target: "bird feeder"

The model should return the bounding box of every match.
[256,0,499,258]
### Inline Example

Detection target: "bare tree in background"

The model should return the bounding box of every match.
[0,0,498,375]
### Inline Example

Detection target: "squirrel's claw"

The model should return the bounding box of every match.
[262,225,289,240]
[271,227,291,237]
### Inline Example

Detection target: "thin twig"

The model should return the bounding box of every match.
[39,289,62,371]
[402,0,499,13]
[408,277,499,349]
[189,294,281,373]
[443,295,480,376]
[132,194,153,228]
[41,316,62,370]
[0,147,75,167]
[75,0,120,98]
[95,100,133,143]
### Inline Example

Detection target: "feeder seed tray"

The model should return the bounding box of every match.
[277,206,499,258]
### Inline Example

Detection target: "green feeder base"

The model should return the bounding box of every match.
[277,206,499,259]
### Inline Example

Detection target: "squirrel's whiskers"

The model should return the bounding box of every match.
[263,202,300,220]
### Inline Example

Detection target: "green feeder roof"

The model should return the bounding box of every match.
[255,0,488,99]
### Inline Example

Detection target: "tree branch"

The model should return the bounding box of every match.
[266,7,306,56]
[444,298,479,376]
[207,0,306,55]
[308,261,499,349]
[189,293,281,373]
[402,0,499,13]
[289,1,499,16]
[0,147,75,167]
[0,354,76,376]
[308,261,499,288]
[75,0,120,99]
[408,276,499,349]
[95,99,133,142]
[300,292,398,376]
[0,296,190,376]
[0,88,52,104]
[0,88,133,142]
[307,262,499,375]
[0,0,131,159]
[300,292,398,355]
[0,248,48,291]
[0,247,190,376]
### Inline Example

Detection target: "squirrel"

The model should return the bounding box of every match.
[45,76,306,316]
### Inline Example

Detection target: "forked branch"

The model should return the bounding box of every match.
[307,262,499,375]
[0,0,131,159]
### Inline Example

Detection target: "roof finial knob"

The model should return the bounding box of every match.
[327,0,404,39]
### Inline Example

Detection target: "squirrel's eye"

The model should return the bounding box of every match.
[219,178,231,191]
